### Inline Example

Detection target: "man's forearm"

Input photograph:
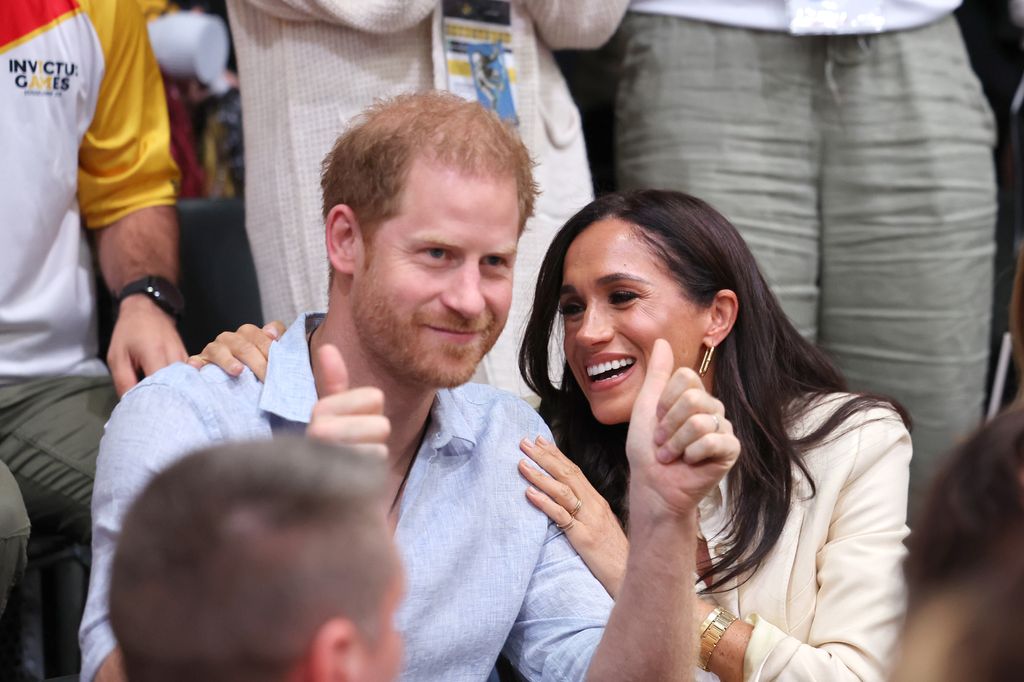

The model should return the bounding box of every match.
[92,204,179,294]
[587,509,697,682]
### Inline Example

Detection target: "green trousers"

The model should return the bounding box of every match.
[614,13,997,507]
[0,375,117,613]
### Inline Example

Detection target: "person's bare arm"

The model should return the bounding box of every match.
[586,340,739,681]
[92,205,187,395]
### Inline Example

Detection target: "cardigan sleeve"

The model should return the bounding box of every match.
[519,0,630,50]
[743,408,912,681]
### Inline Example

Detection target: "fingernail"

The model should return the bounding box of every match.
[537,435,548,446]
[653,426,666,446]
[263,324,280,339]
[230,363,243,375]
[527,486,539,495]
[520,438,532,449]
[655,446,672,464]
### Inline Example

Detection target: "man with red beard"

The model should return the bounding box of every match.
[80,93,717,682]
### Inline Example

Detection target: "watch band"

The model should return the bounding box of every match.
[698,606,738,671]
[117,275,185,318]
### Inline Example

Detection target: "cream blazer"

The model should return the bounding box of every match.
[699,395,912,681]
[224,0,630,396]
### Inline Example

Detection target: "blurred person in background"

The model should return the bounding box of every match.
[896,406,1024,681]
[610,0,997,508]
[0,0,184,615]
[110,438,403,682]
[223,0,631,396]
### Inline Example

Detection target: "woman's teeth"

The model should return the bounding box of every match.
[587,357,636,381]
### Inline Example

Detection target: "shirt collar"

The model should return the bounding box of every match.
[258,313,321,424]
[423,386,479,456]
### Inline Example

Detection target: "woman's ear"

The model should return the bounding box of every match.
[325,204,364,276]
[705,289,739,347]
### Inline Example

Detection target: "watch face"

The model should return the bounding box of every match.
[121,276,184,316]
[147,276,185,315]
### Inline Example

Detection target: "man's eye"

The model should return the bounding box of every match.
[483,255,507,267]
[610,291,638,305]
[427,248,447,259]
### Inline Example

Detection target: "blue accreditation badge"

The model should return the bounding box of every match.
[466,41,517,125]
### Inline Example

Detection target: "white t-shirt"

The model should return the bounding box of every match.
[628,0,961,33]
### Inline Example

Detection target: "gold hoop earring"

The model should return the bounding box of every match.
[698,344,715,377]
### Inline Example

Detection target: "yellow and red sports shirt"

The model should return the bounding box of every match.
[1,0,179,382]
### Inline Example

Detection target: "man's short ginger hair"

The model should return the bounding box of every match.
[109,437,395,682]
[320,91,538,234]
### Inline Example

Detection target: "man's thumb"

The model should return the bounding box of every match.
[317,344,349,395]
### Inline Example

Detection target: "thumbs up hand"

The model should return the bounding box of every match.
[626,339,740,522]
[307,343,390,459]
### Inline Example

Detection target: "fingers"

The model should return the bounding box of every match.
[626,339,674,456]
[525,485,579,532]
[657,413,733,464]
[200,325,271,377]
[635,339,674,417]
[519,435,580,481]
[681,432,741,466]
[263,321,286,339]
[311,386,384,419]
[317,344,349,395]
[307,414,391,446]
[107,345,138,397]
[655,367,706,422]
[654,385,725,446]
[518,458,580,512]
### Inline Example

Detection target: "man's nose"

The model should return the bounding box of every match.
[441,265,486,319]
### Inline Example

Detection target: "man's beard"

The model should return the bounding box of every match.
[351,279,502,389]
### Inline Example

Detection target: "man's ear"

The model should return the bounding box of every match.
[303,617,366,682]
[325,205,364,276]
[704,289,739,348]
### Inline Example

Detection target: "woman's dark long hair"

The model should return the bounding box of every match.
[520,190,908,588]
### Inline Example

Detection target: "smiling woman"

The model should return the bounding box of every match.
[519,190,913,681]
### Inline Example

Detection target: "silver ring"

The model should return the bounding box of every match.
[711,414,721,433]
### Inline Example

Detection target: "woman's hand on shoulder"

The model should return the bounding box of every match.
[519,436,628,599]
[186,320,286,381]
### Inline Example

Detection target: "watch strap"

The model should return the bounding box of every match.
[698,606,738,671]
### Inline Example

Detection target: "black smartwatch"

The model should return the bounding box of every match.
[116,275,185,319]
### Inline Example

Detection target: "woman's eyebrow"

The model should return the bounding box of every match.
[560,273,652,296]
[597,273,652,286]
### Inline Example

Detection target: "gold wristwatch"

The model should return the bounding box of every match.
[698,606,738,670]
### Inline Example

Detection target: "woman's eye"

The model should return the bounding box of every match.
[610,291,638,305]
[558,301,583,316]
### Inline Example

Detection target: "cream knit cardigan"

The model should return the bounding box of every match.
[226,0,630,395]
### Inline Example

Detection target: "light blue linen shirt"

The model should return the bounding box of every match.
[80,314,613,682]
